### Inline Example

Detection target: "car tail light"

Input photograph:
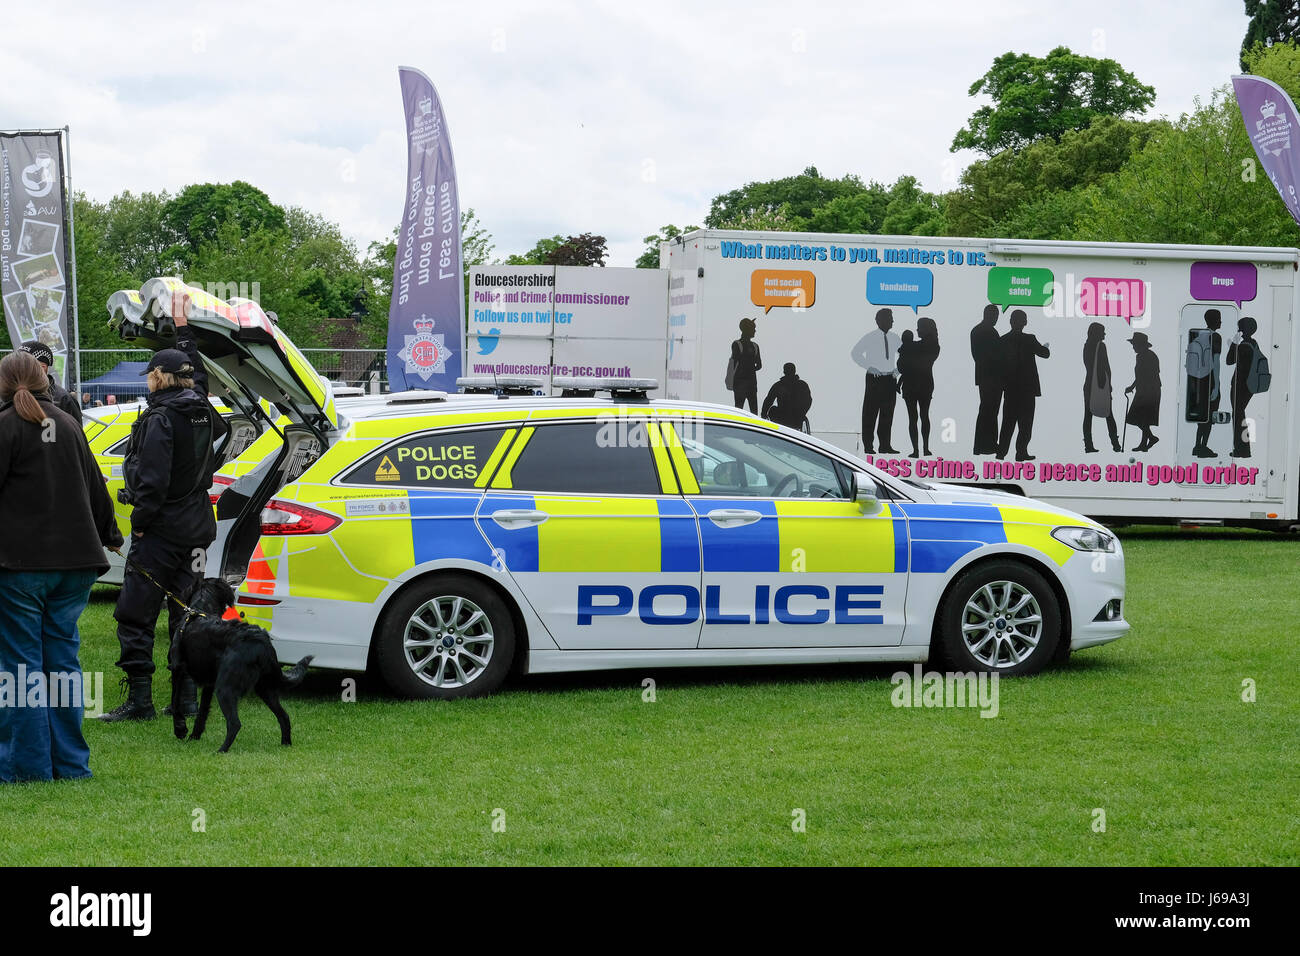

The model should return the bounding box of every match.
[260,499,342,535]
[209,474,234,505]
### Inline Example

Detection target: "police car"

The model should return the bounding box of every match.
[112,278,1129,699]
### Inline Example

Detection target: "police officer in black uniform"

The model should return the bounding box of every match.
[101,313,222,722]
[18,341,81,419]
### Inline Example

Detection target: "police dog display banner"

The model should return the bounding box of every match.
[0,131,72,386]
[1233,73,1300,228]
[387,68,464,393]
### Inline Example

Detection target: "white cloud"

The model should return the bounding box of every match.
[2,0,1250,267]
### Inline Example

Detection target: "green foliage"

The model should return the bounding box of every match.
[506,232,609,266]
[1242,0,1300,70]
[945,116,1161,238]
[952,46,1156,154]
[1243,37,1300,100]
[701,171,946,238]
[162,181,286,265]
[1077,88,1300,246]
[636,224,700,269]
[505,235,565,265]
[706,166,868,228]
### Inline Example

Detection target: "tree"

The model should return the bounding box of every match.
[1077,88,1299,247]
[545,233,608,266]
[705,167,867,228]
[636,224,700,269]
[505,235,564,265]
[162,181,287,265]
[507,233,608,266]
[951,46,1156,154]
[1242,0,1300,70]
[944,115,1161,237]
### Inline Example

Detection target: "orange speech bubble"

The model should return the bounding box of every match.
[750,269,816,314]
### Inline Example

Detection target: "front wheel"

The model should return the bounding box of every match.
[935,561,1062,675]
[375,575,516,699]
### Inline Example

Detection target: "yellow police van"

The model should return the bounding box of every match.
[112,278,1129,699]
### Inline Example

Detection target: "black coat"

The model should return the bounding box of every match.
[122,385,219,546]
[1126,348,1161,427]
[47,374,82,420]
[970,322,1000,386]
[999,330,1050,397]
[0,398,122,573]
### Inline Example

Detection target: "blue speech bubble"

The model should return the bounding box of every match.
[866,266,933,313]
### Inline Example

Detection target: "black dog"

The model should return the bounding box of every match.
[169,579,313,752]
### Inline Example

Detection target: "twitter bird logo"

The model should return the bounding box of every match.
[476,328,502,355]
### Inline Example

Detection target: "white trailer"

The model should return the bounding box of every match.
[661,230,1299,527]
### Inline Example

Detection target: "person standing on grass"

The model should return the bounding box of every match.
[102,306,223,723]
[0,352,123,783]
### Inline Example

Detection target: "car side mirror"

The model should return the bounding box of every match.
[851,470,882,515]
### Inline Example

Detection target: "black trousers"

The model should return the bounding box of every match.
[732,379,757,414]
[1232,389,1252,455]
[113,533,204,678]
[998,391,1036,458]
[974,382,1001,453]
[861,374,897,452]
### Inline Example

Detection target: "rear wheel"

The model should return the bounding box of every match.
[935,561,1061,676]
[376,575,515,699]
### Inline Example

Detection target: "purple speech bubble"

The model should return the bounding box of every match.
[1190,261,1257,308]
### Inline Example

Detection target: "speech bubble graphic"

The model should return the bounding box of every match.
[987,267,1054,309]
[1079,277,1146,324]
[750,269,816,313]
[865,266,933,313]
[1190,261,1257,308]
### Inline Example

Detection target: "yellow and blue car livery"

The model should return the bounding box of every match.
[224,396,1128,694]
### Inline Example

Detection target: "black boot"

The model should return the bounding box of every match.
[98,675,156,722]
[161,677,198,717]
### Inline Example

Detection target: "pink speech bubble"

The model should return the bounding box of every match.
[1079,277,1146,324]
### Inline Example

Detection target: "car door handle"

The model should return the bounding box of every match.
[490,509,548,529]
[706,508,764,528]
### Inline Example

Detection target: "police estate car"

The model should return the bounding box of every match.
[111,278,1129,699]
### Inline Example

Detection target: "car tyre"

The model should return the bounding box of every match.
[935,561,1062,676]
[376,574,515,699]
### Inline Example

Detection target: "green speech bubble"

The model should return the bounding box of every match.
[987,267,1054,309]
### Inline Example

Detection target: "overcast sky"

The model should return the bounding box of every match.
[1,0,1252,268]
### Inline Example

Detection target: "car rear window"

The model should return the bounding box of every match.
[506,421,661,495]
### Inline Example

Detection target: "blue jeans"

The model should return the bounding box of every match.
[0,569,99,783]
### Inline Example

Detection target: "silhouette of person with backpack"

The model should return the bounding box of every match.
[1226,315,1269,458]
[1082,322,1121,453]
[1187,309,1223,458]
[761,362,813,430]
[727,318,762,413]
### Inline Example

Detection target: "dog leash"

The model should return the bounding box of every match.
[107,545,240,621]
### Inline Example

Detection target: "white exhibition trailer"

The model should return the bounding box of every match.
[470,230,1300,526]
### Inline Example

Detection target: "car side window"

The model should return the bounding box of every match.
[506,421,661,495]
[340,427,510,489]
[676,421,848,499]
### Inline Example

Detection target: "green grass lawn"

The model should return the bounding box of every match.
[1,526,1296,866]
